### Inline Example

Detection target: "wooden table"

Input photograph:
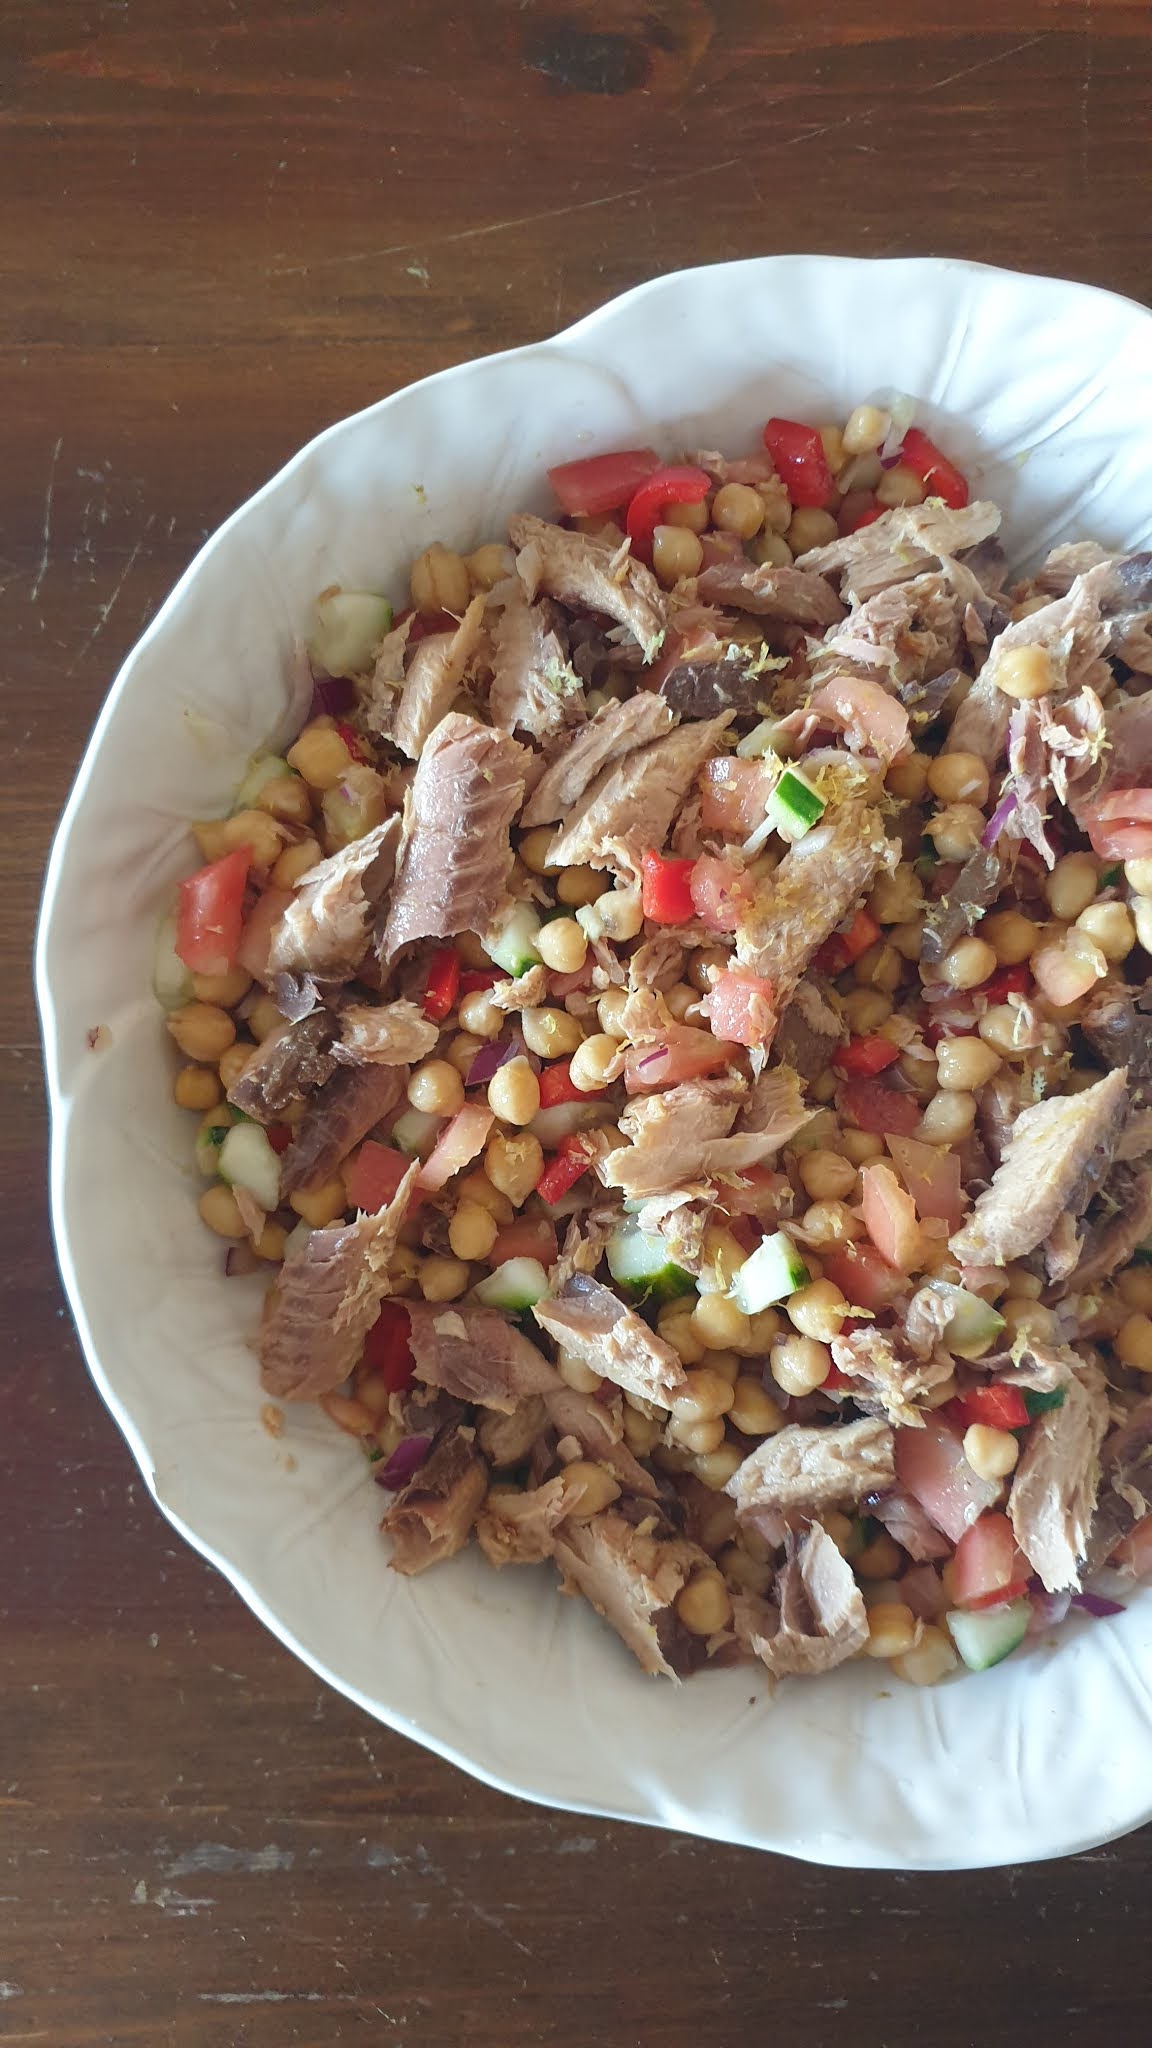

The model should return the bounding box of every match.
[5,3,1150,2040]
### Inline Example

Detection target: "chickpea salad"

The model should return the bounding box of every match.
[158,405,1152,1686]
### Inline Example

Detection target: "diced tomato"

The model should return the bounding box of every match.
[546,447,660,518]
[236,884,292,980]
[699,756,774,837]
[814,907,881,975]
[457,967,499,997]
[1081,788,1152,860]
[344,1140,412,1213]
[625,464,713,562]
[175,847,252,977]
[762,417,834,509]
[362,1300,415,1392]
[886,1135,964,1231]
[623,1027,733,1093]
[700,968,776,1049]
[860,1161,923,1272]
[688,853,754,932]
[840,1076,922,1136]
[489,1217,559,1268]
[266,1123,293,1156]
[640,849,697,924]
[406,608,458,643]
[417,1104,495,1192]
[899,427,969,510]
[1113,1512,1152,1577]
[713,1164,793,1218]
[838,489,883,535]
[536,1133,595,1205]
[951,1513,1029,1610]
[979,961,1030,1004]
[894,1417,1002,1546]
[539,1056,606,1108]
[835,1034,900,1079]
[422,946,461,1023]
[955,1384,1030,1431]
[821,1242,907,1314]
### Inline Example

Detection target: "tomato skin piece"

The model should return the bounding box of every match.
[344,1140,412,1213]
[899,427,969,509]
[839,1076,922,1137]
[547,447,660,518]
[176,847,251,977]
[422,946,461,1023]
[835,1034,901,1079]
[362,1300,415,1392]
[640,849,697,924]
[762,417,835,508]
[951,1512,1029,1610]
[625,465,713,562]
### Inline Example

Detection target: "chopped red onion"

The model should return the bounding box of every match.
[374,1435,433,1491]
[981,790,1018,846]
[224,1244,261,1278]
[636,1046,669,1072]
[1071,1590,1125,1618]
[878,394,915,464]
[466,1039,516,1087]
[1027,1588,1071,1633]
[308,671,357,719]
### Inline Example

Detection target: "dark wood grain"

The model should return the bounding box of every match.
[4,3,1151,2041]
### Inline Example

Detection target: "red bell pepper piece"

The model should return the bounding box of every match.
[956,1384,1031,1432]
[547,447,661,518]
[640,848,698,925]
[535,1133,595,1205]
[333,719,370,763]
[538,1057,606,1108]
[838,489,884,535]
[814,907,881,975]
[457,967,499,997]
[175,846,252,977]
[266,1123,293,1156]
[899,427,969,510]
[361,1301,415,1392]
[834,1034,901,1079]
[421,946,461,1022]
[624,465,712,563]
[762,417,835,509]
[979,961,1030,1003]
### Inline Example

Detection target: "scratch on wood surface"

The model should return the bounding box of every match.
[66,516,155,675]
[30,437,62,605]
[162,1841,294,1876]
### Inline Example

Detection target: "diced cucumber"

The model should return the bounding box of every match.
[233,753,293,811]
[309,589,394,677]
[606,1223,695,1306]
[475,1257,550,1311]
[1023,1387,1067,1418]
[195,1104,240,1178]
[484,902,543,977]
[1099,863,1122,889]
[928,1281,1005,1361]
[392,1106,444,1159]
[945,1599,1031,1672]
[283,1217,313,1260]
[736,719,784,760]
[529,1101,601,1150]
[1134,1237,1152,1266]
[764,766,826,844]
[729,1230,809,1313]
[218,1120,282,1212]
[153,912,194,1011]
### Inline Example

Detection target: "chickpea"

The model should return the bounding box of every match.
[1115,1313,1152,1374]
[842,989,893,1035]
[484,1131,543,1207]
[719,1543,774,1596]
[449,1199,498,1262]
[190,965,252,1007]
[940,935,997,990]
[865,1602,919,1659]
[841,1128,885,1164]
[691,1292,752,1354]
[810,1069,838,1104]
[252,772,312,828]
[582,885,643,944]
[670,1368,736,1429]
[251,1219,289,1263]
[663,495,710,532]
[757,475,793,535]
[651,524,704,587]
[410,541,470,615]
[926,751,991,808]
[889,920,924,962]
[688,946,730,993]
[725,1378,784,1439]
[891,1624,958,1685]
[917,1089,978,1144]
[198,1183,247,1238]
[853,940,902,992]
[854,1529,903,1580]
[271,836,323,889]
[712,482,765,539]
[1000,1297,1058,1346]
[567,1033,618,1093]
[248,994,286,1042]
[173,1063,222,1111]
[466,542,514,590]
[663,982,697,1022]
[925,802,986,864]
[167,1002,236,1062]
[518,825,557,876]
[885,751,930,801]
[322,765,388,850]
[934,1035,1002,1091]
[408,1059,466,1117]
[799,1148,857,1201]
[1134,897,1152,956]
[622,1405,663,1456]
[675,1569,733,1637]
[749,529,793,568]
[559,1460,621,1522]
[536,916,588,975]
[487,1056,540,1126]
[459,991,503,1038]
[1076,901,1135,963]
[787,507,839,552]
[995,645,1054,701]
[556,866,609,908]
[977,1003,1025,1058]
[290,1177,348,1227]
[444,1031,484,1079]
[1046,852,1098,922]
[658,1309,706,1366]
[800,1199,863,1248]
[526,1007,586,1061]
[869,864,923,924]
[217,1041,255,1092]
[842,403,890,455]
[419,1254,471,1302]
[286,723,355,792]
[981,909,1041,965]
[875,464,925,508]
[963,1423,1019,1481]
[770,1333,831,1397]
[1124,856,1152,899]
[670,1415,726,1456]
[1118,1266,1152,1313]
[787,1279,849,1343]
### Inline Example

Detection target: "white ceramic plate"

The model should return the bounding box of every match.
[37,256,1152,1869]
